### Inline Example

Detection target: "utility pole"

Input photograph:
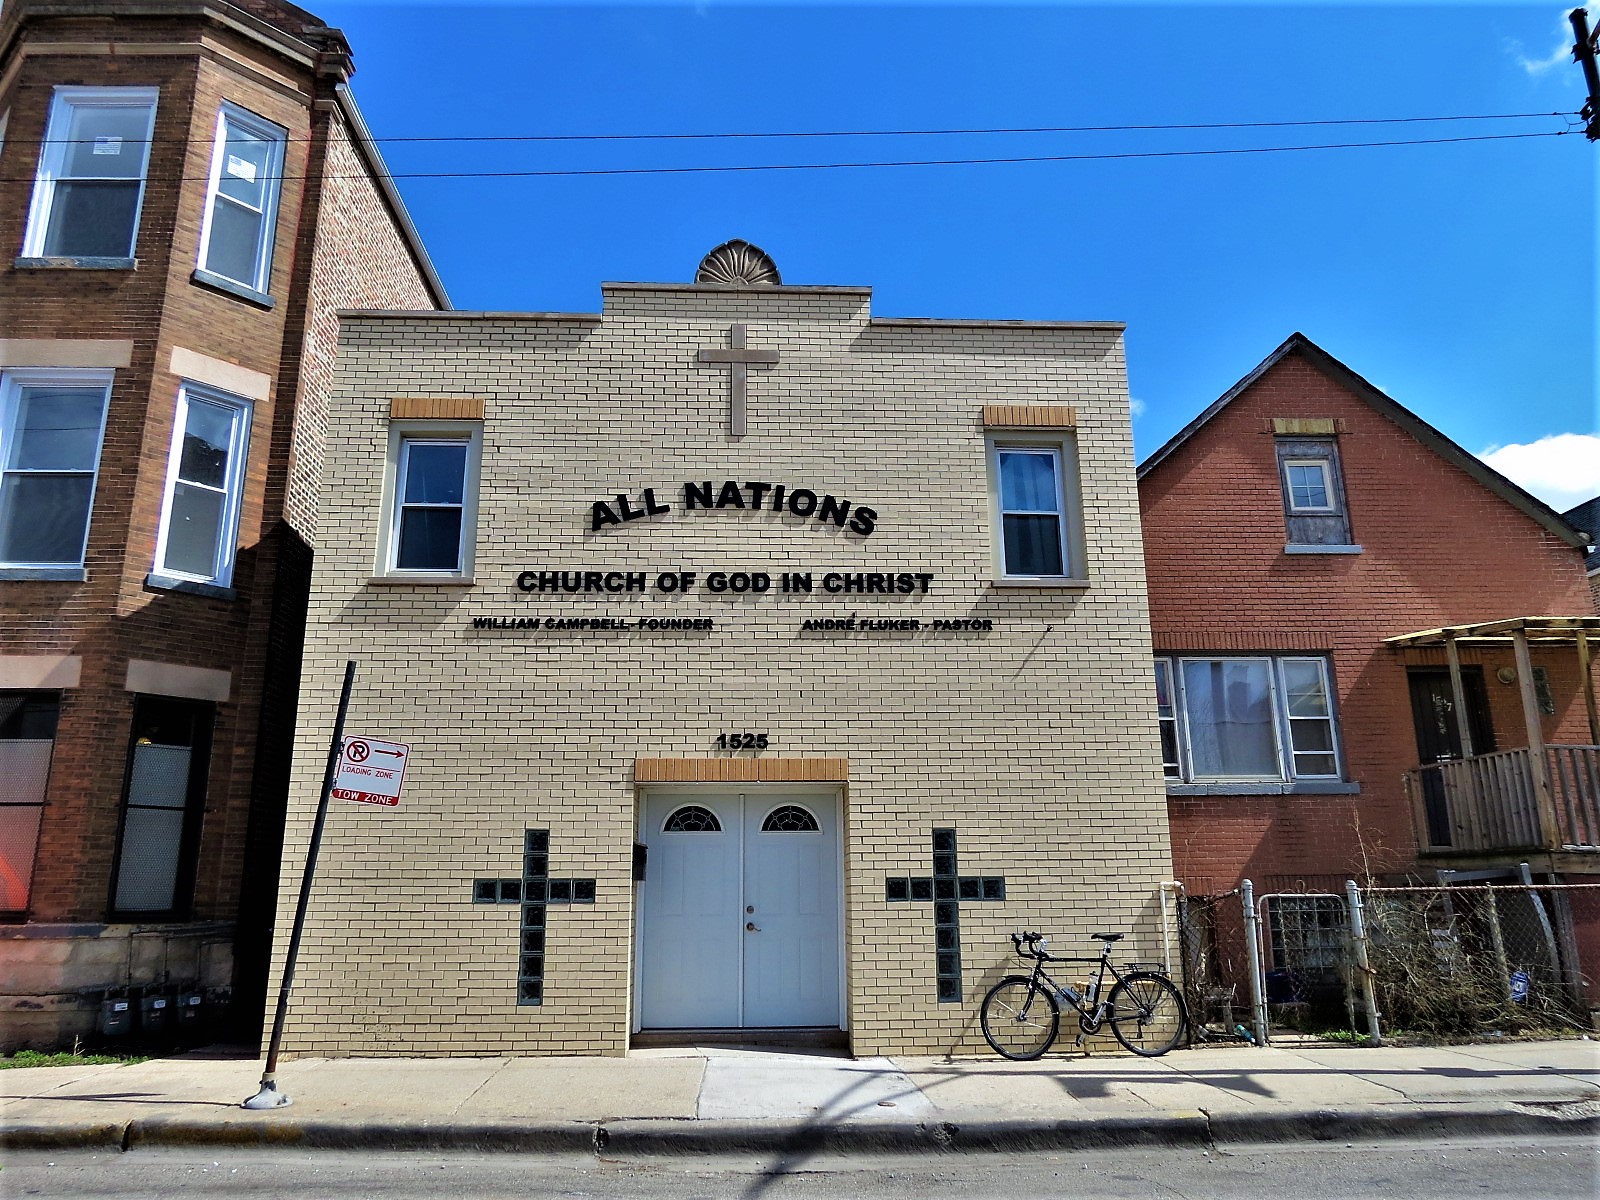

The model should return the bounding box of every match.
[1574,8,1600,140]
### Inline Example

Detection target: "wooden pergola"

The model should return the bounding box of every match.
[1385,617,1600,855]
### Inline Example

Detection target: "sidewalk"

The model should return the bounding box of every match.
[4,1038,1598,1156]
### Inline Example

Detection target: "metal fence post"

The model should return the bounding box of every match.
[1241,879,1269,1046]
[1344,880,1382,1046]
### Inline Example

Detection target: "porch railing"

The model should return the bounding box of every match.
[1408,744,1600,854]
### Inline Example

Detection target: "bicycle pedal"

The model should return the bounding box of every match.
[1074,1032,1086,1047]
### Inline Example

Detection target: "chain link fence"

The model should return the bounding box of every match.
[1171,880,1600,1045]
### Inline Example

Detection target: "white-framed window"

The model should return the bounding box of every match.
[1158,654,1343,783]
[152,383,253,586]
[378,422,482,579]
[988,436,1082,581]
[1282,458,1335,512]
[196,103,286,294]
[23,86,158,259]
[0,368,113,573]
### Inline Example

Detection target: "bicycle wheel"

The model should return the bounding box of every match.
[980,975,1060,1060]
[1107,972,1187,1057]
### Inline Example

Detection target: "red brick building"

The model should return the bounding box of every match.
[1563,497,1600,613]
[1138,334,1598,903]
[0,0,446,1049]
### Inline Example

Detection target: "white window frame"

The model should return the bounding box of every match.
[23,86,158,260]
[151,382,253,587]
[987,434,1084,583]
[0,368,113,575]
[1281,457,1337,514]
[195,102,287,294]
[376,421,482,581]
[1161,654,1344,784]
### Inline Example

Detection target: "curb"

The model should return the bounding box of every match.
[3,1100,1595,1155]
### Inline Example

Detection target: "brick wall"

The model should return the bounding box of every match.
[1140,350,1597,895]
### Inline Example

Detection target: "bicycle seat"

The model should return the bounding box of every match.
[1091,932,1124,942]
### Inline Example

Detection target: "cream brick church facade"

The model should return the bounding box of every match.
[268,244,1174,1057]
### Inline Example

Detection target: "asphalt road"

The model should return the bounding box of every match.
[4,1137,1597,1199]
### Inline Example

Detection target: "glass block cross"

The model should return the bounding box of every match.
[470,829,595,1005]
[884,828,1006,1003]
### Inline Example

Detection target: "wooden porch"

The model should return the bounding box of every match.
[1390,617,1600,862]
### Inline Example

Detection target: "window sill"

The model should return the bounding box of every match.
[1166,781,1362,797]
[1284,544,1363,555]
[15,256,137,271]
[191,268,275,310]
[367,575,476,587]
[990,577,1089,589]
[0,565,86,581]
[145,572,237,601]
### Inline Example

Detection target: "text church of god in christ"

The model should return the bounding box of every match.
[268,243,1176,1057]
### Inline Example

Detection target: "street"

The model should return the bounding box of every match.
[4,1136,1596,1199]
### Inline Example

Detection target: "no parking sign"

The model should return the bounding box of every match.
[332,735,410,807]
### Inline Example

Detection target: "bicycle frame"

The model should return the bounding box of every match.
[1012,935,1142,1033]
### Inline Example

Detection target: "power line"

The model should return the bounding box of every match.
[2,127,1570,185]
[9,109,1577,148]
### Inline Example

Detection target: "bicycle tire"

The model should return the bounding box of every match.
[1107,972,1187,1057]
[980,975,1060,1060]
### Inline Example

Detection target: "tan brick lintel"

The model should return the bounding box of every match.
[634,757,849,784]
[391,397,486,421]
[981,404,1077,429]
[1270,417,1346,436]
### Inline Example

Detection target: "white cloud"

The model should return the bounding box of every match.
[1129,396,1147,419]
[1510,5,1596,76]
[1479,432,1600,512]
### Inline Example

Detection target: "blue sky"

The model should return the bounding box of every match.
[318,2,1599,510]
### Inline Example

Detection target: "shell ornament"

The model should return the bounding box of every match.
[695,240,781,286]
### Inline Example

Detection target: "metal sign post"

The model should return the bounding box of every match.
[243,660,356,1110]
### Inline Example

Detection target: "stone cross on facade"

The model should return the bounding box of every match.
[471,829,595,1005]
[884,829,1007,1002]
[697,323,777,437]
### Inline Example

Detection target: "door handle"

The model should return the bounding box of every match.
[746,922,761,932]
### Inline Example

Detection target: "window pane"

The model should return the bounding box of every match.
[1286,463,1329,509]
[1290,720,1334,754]
[1295,753,1338,776]
[7,387,105,470]
[42,180,140,257]
[1154,662,1172,717]
[112,806,184,912]
[161,481,225,577]
[1159,722,1180,777]
[61,104,150,178]
[1002,513,1063,576]
[999,451,1058,512]
[1180,659,1280,778]
[203,197,265,285]
[1281,660,1331,717]
[126,743,193,809]
[0,740,53,801]
[0,474,94,564]
[217,127,273,208]
[402,443,467,505]
[0,802,45,910]
[397,507,462,571]
[177,399,234,487]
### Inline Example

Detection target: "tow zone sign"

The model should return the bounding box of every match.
[333,736,410,807]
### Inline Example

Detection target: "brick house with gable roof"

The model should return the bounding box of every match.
[1139,333,1597,895]
[0,0,446,1049]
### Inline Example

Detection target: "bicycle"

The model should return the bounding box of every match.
[980,931,1189,1059]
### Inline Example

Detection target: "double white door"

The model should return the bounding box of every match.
[638,792,841,1029]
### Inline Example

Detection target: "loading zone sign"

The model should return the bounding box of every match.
[333,736,410,807]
